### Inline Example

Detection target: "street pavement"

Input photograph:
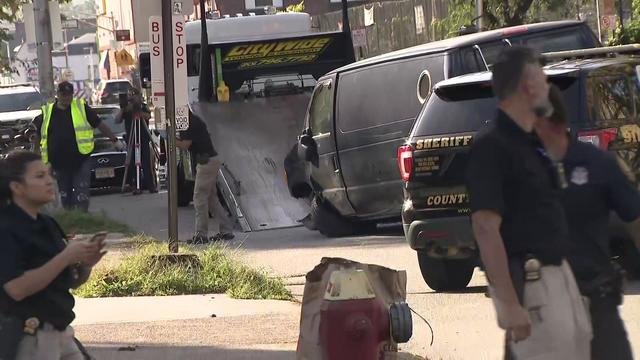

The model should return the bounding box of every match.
[84,192,640,359]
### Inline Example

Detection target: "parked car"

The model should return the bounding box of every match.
[288,20,600,237]
[91,105,165,191]
[90,105,127,189]
[92,80,133,105]
[0,84,41,154]
[401,49,640,291]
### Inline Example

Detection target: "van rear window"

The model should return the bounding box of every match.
[413,76,579,137]
[412,85,497,137]
[585,64,640,124]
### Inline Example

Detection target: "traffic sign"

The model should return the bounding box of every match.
[173,14,189,131]
[172,0,189,15]
[115,49,135,66]
[62,19,78,29]
[601,15,616,30]
[149,16,165,129]
[115,29,131,42]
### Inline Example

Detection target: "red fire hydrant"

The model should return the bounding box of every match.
[318,269,412,360]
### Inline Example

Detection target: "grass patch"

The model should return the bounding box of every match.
[52,210,132,235]
[74,236,292,301]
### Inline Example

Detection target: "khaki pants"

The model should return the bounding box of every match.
[493,261,592,360]
[194,156,234,236]
[15,325,83,360]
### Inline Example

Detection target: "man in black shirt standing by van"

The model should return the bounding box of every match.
[535,85,640,360]
[467,47,591,359]
[176,110,235,244]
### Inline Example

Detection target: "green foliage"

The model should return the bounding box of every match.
[610,21,640,45]
[0,0,72,72]
[75,238,293,300]
[610,0,640,45]
[432,1,475,39]
[434,0,586,39]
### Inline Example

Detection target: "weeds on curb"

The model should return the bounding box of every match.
[74,236,292,301]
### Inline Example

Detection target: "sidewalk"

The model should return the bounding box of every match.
[74,294,301,359]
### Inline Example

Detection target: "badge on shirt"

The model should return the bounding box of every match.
[570,166,589,185]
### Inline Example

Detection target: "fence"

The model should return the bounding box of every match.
[313,0,603,61]
[0,74,13,85]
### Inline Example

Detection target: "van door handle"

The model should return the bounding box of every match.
[332,155,340,173]
[372,131,402,138]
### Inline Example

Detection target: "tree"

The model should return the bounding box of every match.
[434,0,586,39]
[610,0,640,45]
[0,0,27,71]
[0,0,71,73]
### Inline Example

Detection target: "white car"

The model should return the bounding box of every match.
[0,84,41,150]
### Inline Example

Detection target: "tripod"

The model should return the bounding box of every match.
[121,112,159,193]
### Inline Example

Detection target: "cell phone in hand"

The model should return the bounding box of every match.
[89,231,108,244]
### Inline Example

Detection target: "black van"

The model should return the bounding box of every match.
[288,20,600,237]
[401,51,640,291]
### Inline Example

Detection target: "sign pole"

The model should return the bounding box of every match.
[162,0,179,253]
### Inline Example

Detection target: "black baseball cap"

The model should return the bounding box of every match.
[57,81,74,95]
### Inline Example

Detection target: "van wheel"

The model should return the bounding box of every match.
[177,162,194,207]
[310,196,356,237]
[417,252,475,291]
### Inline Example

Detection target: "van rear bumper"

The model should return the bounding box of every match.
[403,217,477,259]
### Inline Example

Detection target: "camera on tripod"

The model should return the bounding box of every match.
[119,91,143,113]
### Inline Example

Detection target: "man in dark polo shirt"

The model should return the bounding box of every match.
[535,85,640,360]
[467,47,591,359]
[176,110,235,244]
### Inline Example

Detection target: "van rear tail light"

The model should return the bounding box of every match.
[397,145,414,182]
[577,128,617,150]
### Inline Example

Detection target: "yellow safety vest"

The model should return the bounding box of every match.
[40,98,94,164]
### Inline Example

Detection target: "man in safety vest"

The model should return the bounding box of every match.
[34,81,125,211]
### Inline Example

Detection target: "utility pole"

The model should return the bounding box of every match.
[162,0,179,253]
[34,0,55,101]
[595,0,603,43]
[63,29,69,70]
[476,0,483,32]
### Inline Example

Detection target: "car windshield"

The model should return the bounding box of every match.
[0,90,41,113]
[94,108,125,135]
[104,82,131,92]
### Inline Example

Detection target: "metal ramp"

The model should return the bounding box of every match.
[192,93,311,231]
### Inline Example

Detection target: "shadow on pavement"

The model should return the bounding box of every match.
[86,345,294,360]
[412,285,488,295]
[86,345,425,360]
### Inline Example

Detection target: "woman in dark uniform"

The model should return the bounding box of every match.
[0,150,106,359]
[535,85,640,360]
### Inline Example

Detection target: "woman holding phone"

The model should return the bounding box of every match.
[0,150,106,359]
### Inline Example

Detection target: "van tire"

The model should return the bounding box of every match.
[417,252,475,291]
[177,162,194,207]
[311,196,356,237]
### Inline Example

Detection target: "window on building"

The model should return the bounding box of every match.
[245,0,283,9]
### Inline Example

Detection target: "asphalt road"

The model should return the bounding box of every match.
[88,192,640,359]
